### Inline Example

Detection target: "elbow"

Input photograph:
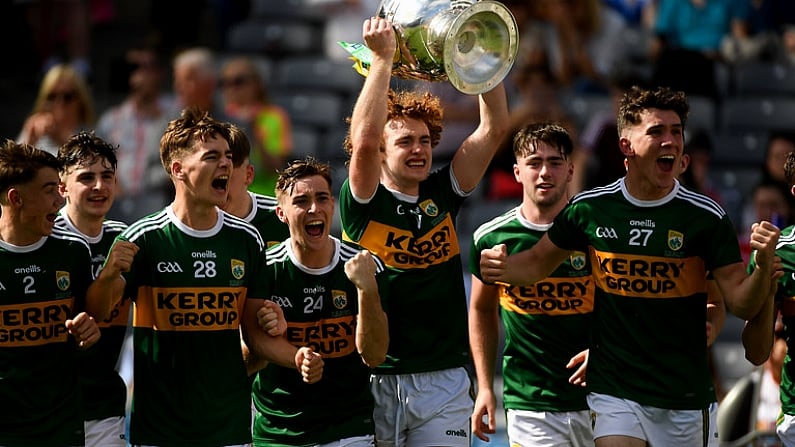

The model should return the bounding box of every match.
[361,351,387,368]
[745,348,771,366]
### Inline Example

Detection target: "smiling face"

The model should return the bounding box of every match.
[14,167,65,241]
[277,174,334,261]
[60,157,117,220]
[621,108,684,200]
[381,117,433,194]
[172,135,232,208]
[515,141,572,211]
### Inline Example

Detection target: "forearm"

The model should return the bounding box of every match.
[726,267,772,320]
[742,294,775,365]
[356,288,389,367]
[85,273,124,321]
[469,306,499,392]
[350,54,392,156]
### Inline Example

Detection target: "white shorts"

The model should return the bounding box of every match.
[371,367,472,447]
[507,408,594,447]
[777,413,795,445]
[587,393,718,446]
[85,415,126,447]
[318,434,375,447]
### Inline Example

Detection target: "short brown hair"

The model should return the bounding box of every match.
[513,123,573,159]
[160,108,229,175]
[0,139,61,203]
[275,156,333,202]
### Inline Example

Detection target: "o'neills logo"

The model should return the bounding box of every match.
[358,216,460,269]
[590,248,705,298]
[286,315,356,358]
[0,298,74,346]
[134,286,246,331]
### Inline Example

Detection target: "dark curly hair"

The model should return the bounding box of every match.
[617,86,689,136]
[343,89,444,158]
[57,130,118,175]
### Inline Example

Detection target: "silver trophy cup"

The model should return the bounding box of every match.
[377,0,519,95]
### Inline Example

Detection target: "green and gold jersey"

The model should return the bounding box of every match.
[243,191,289,249]
[252,237,388,447]
[470,206,593,412]
[339,165,469,374]
[119,206,266,447]
[768,225,795,415]
[0,228,92,447]
[547,179,739,410]
[56,211,130,421]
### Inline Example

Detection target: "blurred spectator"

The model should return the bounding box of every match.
[603,0,656,28]
[742,130,795,229]
[20,0,93,77]
[17,63,95,154]
[580,69,647,190]
[170,47,225,118]
[723,0,795,64]
[679,128,722,204]
[307,0,381,61]
[531,0,629,94]
[96,43,174,223]
[220,55,293,196]
[651,0,750,98]
[740,179,792,263]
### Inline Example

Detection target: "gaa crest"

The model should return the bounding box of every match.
[231,259,245,280]
[667,230,684,251]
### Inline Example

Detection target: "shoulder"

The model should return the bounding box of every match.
[252,192,278,212]
[673,185,726,219]
[472,207,518,245]
[339,239,386,273]
[570,180,623,205]
[50,226,91,252]
[221,212,265,248]
[123,209,170,242]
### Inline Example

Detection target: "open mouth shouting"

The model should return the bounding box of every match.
[212,175,229,192]
[305,219,325,238]
[657,154,676,172]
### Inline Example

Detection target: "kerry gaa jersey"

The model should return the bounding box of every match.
[0,228,92,447]
[252,237,388,447]
[548,178,740,410]
[118,206,266,447]
[340,165,469,374]
[470,206,594,412]
[56,210,130,421]
[243,190,289,248]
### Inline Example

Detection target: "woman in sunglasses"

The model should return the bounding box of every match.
[18,63,95,154]
[220,56,293,197]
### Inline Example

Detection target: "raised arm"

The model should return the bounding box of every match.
[480,234,572,286]
[713,221,781,320]
[450,82,509,193]
[344,250,389,367]
[348,17,396,200]
[468,274,500,442]
[86,240,138,320]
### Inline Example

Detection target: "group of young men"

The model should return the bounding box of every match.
[2,14,794,447]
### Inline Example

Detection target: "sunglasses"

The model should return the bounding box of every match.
[220,75,252,89]
[45,90,78,103]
